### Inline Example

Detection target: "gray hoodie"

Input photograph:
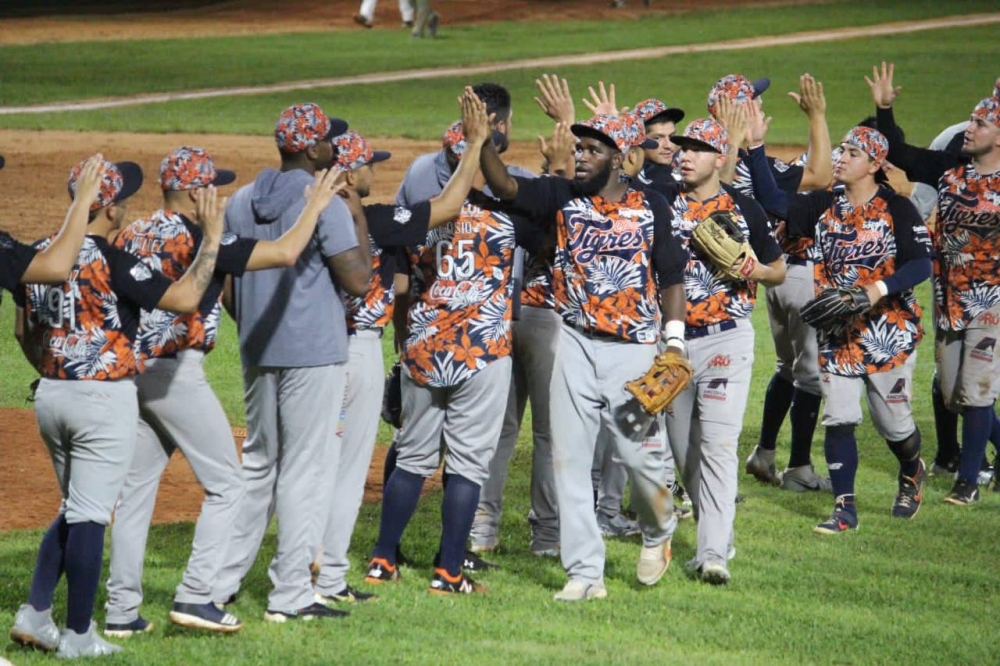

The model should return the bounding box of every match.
[226,168,358,367]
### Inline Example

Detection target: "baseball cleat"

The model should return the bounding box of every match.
[929,458,957,478]
[530,546,560,558]
[943,478,980,506]
[597,513,641,538]
[353,14,373,28]
[891,459,925,520]
[428,569,485,595]
[263,602,348,623]
[468,535,499,554]
[104,615,154,638]
[56,622,122,659]
[553,579,607,602]
[977,457,994,486]
[426,11,440,38]
[699,561,731,586]
[169,602,242,633]
[316,585,377,604]
[364,557,400,584]
[636,539,672,586]
[814,500,859,535]
[10,604,60,651]
[780,465,832,492]
[745,446,781,486]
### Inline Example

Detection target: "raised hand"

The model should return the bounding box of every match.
[73,153,108,207]
[865,61,901,109]
[582,81,621,117]
[746,101,772,148]
[534,73,575,125]
[460,86,491,146]
[193,185,226,239]
[715,96,749,148]
[538,121,576,174]
[789,73,826,117]
[303,167,347,210]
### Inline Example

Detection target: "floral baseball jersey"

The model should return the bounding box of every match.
[520,250,556,309]
[20,235,172,380]
[876,106,1000,332]
[1,231,36,296]
[114,210,256,360]
[343,202,430,334]
[673,186,781,329]
[786,186,929,376]
[401,199,522,387]
[510,177,685,343]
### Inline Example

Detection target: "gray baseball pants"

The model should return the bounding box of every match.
[34,378,138,525]
[550,325,676,585]
[105,350,245,623]
[766,261,821,395]
[469,306,560,552]
[665,319,754,569]
[396,357,511,486]
[821,353,918,441]
[213,363,346,614]
[315,331,384,596]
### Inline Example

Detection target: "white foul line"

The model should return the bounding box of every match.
[1,12,997,116]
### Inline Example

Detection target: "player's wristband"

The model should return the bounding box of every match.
[874,280,888,298]
[662,320,686,352]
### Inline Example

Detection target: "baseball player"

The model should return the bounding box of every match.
[10,157,225,658]
[313,119,489,603]
[752,124,931,533]
[103,149,347,636]
[478,110,689,601]
[665,118,786,584]
[633,98,685,192]
[0,154,104,297]
[706,74,834,491]
[363,90,536,594]
[390,81,530,571]
[211,103,372,622]
[354,0,414,28]
[868,63,1000,505]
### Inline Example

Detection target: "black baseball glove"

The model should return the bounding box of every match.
[381,362,403,429]
[800,286,872,328]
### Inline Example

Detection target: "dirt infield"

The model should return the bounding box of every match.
[0,0,825,45]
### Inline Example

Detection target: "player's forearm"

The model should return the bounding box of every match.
[428,141,481,227]
[719,146,739,185]
[479,142,518,201]
[158,233,222,314]
[24,198,90,284]
[800,113,832,190]
[750,257,787,287]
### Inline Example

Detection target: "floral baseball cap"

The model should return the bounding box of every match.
[707,74,771,115]
[442,120,467,159]
[68,157,143,211]
[671,118,729,154]
[332,131,392,170]
[632,98,685,127]
[159,146,236,191]
[274,103,348,154]
[971,96,1000,128]
[571,113,657,154]
[842,126,888,163]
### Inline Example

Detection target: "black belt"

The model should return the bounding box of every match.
[571,324,622,342]
[786,255,809,267]
[685,319,738,339]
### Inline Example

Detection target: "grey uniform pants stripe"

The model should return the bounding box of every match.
[396,357,512,486]
[550,325,676,585]
[315,332,384,595]
[665,320,753,569]
[105,350,245,623]
[34,378,138,526]
[470,306,560,551]
[213,363,347,613]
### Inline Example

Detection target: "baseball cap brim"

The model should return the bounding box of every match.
[212,169,237,187]
[570,124,620,152]
[639,138,658,150]
[371,150,392,165]
[751,78,771,98]
[323,118,350,142]
[671,135,722,154]
[647,108,685,126]
[114,161,145,203]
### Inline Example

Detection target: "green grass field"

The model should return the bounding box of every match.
[2,1,999,663]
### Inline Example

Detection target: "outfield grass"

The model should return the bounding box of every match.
[0,0,994,107]
[0,23,995,147]
[2,282,998,664]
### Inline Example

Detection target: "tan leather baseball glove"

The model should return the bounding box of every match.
[691,210,758,281]
[625,352,694,415]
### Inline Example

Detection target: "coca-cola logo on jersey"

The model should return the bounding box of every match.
[566,212,646,264]
[937,190,999,236]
